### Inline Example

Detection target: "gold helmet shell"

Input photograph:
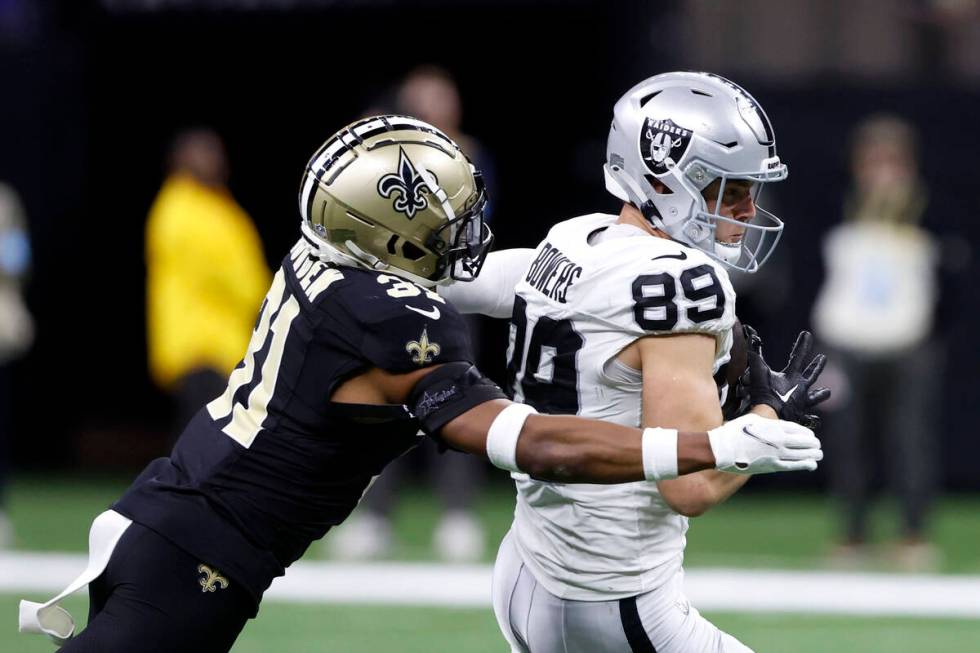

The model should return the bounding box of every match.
[298,115,491,287]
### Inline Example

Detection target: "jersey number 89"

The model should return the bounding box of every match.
[506,264,725,415]
[632,264,725,330]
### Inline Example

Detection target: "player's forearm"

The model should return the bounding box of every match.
[696,469,750,507]
[668,406,772,511]
[436,398,718,483]
[420,366,817,486]
[654,407,776,516]
[673,406,773,510]
[654,378,748,515]
[437,396,816,488]
[516,414,716,483]
[655,468,749,518]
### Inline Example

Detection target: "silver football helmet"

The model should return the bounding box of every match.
[604,72,788,272]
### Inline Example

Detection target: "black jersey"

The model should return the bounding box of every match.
[113,238,474,609]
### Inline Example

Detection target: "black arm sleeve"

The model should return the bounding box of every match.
[408,362,508,435]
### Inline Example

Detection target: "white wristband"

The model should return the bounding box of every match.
[486,403,537,473]
[641,427,679,481]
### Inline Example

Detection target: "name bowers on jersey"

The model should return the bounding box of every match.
[525,242,583,304]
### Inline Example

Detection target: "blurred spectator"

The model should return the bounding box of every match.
[684,0,980,83]
[812,115,941,571]
[146,128,270,444]
[329,67,496,563]
[396,65,497,199]
[0,182,33,548]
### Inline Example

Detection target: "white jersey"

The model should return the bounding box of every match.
[506,213,736,601]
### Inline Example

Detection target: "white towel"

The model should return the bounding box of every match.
[18,510,132,646]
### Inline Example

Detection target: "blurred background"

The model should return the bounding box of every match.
[1,0,979,651]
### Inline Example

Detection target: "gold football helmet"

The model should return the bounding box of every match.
[298,115,491,287]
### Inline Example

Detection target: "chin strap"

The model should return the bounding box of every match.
[606,164,675,235]
[300,220,446,288]
[344,240,388,271]
[713,239,744,265]
[300,222,389,273]
[639,200,666,229]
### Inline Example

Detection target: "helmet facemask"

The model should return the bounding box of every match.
[426,171,493,283]
[674,163,785,273]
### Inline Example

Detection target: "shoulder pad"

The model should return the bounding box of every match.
[331,269,475,373]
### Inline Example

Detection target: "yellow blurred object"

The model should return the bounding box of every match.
[146,173,270,389]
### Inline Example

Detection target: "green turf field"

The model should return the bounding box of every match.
[6,473,980,572]
[4,595,980,653]
[4,474,980,652]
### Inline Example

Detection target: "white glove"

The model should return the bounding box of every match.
[708,413,822,475]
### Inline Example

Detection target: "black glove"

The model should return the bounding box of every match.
[745,328,831,426]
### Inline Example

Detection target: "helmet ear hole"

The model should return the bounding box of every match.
[644,175,673,195]
[401,241,426,261]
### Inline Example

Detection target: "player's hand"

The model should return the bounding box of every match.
[745,328,831,426]
[708,413,822,475]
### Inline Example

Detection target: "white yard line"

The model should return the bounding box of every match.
[5,551,980,618]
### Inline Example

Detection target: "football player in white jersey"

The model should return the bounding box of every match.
[442,72,830,652]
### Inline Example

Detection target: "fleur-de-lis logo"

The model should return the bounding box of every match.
[377,147,434,219]
[197,564,229,593]
[405,327,441,366]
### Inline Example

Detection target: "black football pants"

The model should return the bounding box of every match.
[59,522,253,653]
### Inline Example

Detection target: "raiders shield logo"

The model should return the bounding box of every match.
[640,117,692,175]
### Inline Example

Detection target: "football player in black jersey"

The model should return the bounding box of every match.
[19,115,822,652]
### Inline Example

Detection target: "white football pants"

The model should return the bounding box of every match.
[491,530,753,653]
